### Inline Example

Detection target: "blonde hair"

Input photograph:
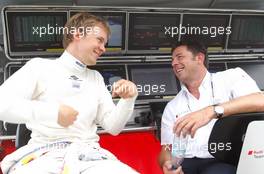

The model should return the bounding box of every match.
[62,12,110,49]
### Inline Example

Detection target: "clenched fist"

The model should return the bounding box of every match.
[163,161,184,174]
[57,104,78,127]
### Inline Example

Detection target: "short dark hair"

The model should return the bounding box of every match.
[171,40,208,68]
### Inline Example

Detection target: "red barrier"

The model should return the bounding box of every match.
[0,140,16,161]
[99,131,163,174]
[0,140,16,174]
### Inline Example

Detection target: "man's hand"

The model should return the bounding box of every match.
[112,79,138,99]
[174,106,215,138]
[163,161,184,174]
[58,104,78,127]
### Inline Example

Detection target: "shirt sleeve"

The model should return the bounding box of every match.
[228,68,260,98]
[95,72,137,135]
[161,103,175,145]
[0,59,59,124]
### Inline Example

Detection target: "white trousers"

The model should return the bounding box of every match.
[1,142,139,174]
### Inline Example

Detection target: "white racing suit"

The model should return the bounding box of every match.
[0,51,138,174]
[2,142,138,174]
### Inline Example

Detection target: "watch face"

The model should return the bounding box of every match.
[214,105,224,119]
[215,106,224,115]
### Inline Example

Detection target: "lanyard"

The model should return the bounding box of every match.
[185,73,215,112]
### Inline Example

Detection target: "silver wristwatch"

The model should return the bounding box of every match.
[214,105,224,119]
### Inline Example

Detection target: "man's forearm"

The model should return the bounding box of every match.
[221,92,264,117]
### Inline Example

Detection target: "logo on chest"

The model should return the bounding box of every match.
[69,75,83,89]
